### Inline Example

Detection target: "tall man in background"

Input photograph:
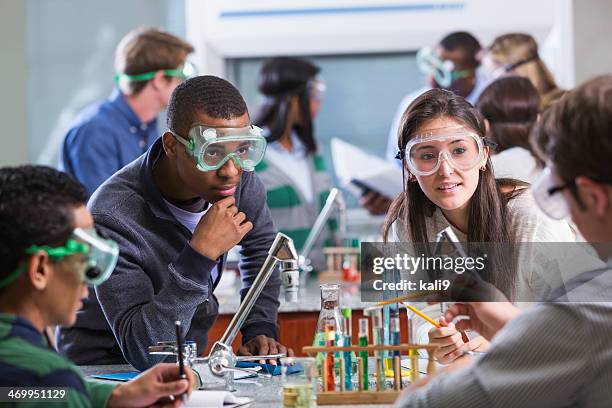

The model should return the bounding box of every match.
[60,27,194,195]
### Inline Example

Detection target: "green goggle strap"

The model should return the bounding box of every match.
[0,240,90,290]
[451,68,474,81]
[114,68,187,83]
[173,133,196,153]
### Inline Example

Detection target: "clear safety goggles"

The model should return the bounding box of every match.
[531,167,573,220]
[0,228,119,289]
[416,46,473,88]
[114,61,198,83]
[171,124,267,172]
[401,128,485,177]
[308,77,327,101]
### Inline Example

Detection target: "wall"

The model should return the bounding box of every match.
[0,0,28,166]
[27,0,185,165]
[573,0,612,85]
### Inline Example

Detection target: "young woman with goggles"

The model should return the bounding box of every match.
[384,88,578,365]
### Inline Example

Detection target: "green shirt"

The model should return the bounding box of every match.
[0,313,116,407]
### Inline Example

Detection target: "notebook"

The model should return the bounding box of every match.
[185,390,252,408]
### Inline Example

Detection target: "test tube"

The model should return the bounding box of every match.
[324,324,335,391]
[407,306,419,383]
[341,308,353,391]
[358,318,369,390]
[389,306,401,389]
[369,307,386,390]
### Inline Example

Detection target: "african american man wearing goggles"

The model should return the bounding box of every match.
[0,166,196,407]
[58,75,294,370]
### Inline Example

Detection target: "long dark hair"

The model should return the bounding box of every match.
[254,57,320,154]
[476,76,544,167]
[383,89,526,299]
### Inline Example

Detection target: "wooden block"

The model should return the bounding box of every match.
[339,357,345,392]
[394,356,401,391]
[322,359,329,392]
[317,391,400,405]
[358,358,364,391]
[427,350,436,375]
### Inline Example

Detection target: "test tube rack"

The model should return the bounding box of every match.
[319,247,361,283]
[302,343,439,405]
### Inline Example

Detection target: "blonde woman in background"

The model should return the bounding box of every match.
[480,33,565,110]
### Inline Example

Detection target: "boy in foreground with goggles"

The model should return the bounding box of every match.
[395,76,612,407]
[0,166,195,407]
[59,75,293,370]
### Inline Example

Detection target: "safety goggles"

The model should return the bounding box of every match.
[400,128,485,177]
[113,61,198,83]
[416,46,473,88]
[171,124,267,172]
[308,77,327,101]
[0,228,119,289]
[531,167,573,220]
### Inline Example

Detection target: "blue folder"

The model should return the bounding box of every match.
[90,371,139,382]
[235,361,303,376]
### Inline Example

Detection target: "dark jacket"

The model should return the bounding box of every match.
[58,138,280,370]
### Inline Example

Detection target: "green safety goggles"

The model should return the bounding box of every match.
[171,124,267,172]
[416,46,473,88]
[114,61,198,83]
[0,228,119,289]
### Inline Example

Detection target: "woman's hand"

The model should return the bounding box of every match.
[428,317,489,364]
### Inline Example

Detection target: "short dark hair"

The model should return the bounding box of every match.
[166,75,249,136]
[532,74,612,185]
[439,31,481,68]
[0,166,88,281]
[476,77,542,165]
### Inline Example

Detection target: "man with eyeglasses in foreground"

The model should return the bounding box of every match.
[0,166,195,407]
[395,75,612,407]
[60,27,195,196]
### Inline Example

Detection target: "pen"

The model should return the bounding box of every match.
[175,320,187,402]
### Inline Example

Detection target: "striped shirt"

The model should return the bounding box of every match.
[0,313,116,407]
[255,134,337,271]
[395,260,612,407]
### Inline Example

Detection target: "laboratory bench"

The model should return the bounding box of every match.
[79,363,398,408]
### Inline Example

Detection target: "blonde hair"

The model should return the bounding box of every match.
[114,27,194,95]
[487,33,565,109]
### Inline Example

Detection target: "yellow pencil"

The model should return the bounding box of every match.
[403,304,441,328]
[403,303,470,343]
[375,291,439,306]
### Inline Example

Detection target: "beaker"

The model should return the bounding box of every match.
[281,357,317,408]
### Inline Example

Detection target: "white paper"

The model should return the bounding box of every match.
[331,137,403,199]
[185,390,252,408]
